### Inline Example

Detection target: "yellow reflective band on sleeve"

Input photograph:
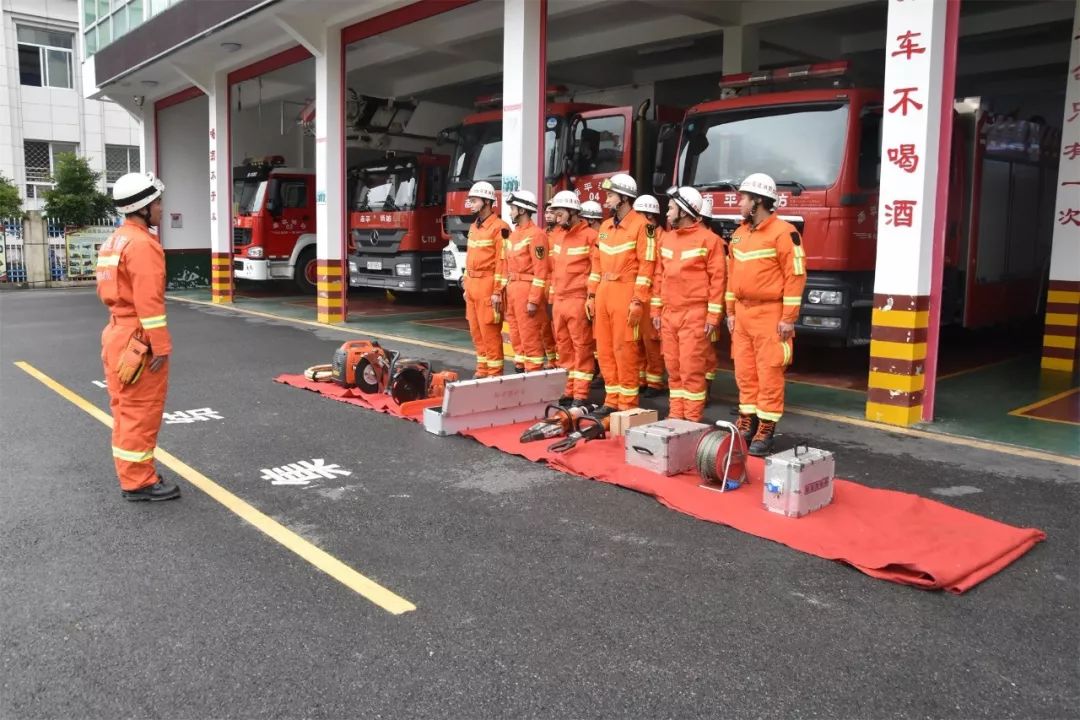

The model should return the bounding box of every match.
[140,315,168,329]
[680,248,708,260]
[96,254,121,268]
[661,247,674,259]
[645,234,656,261]
[792,246,806,275]
[468,239,494,248]
[588,273,601,282]
[551,244,562,255]
[566,246,590,256]
[782,296,801,306]
[599,241,636,255]
[635,276,651,286]
[732,247,778,262]
[112,445,155,463]
[707,303,722,314]
[532,278,547,288]
[725,291,736,301]
[651,297,663,307]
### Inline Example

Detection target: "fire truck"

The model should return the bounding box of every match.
[440,91,679,286]
[668,62,1056,346]
[346,152,450,292]
[232,156,318,292]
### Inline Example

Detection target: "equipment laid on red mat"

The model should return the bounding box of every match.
[324,339,458,403]
[520,403,599,443]
[625,419,713,476]
[695,421,748,492]
[763,444,835,517]
[331,340,388,389]
[548,413,608,453]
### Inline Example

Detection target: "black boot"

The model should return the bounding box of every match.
[592,405,618,419]
[122,475,181,502]
[640,386,665,399]
[735,413,758,445]
[571,398,591,408]
[557,396,574,408]
[748,420,776,457]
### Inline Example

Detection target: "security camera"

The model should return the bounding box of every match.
[133,95,145,107]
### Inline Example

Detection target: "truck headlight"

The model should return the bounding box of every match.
[802,316,842,329]
[247,246,264,259]
[349,261,358,273]
[807,290,843,305]
[395,263,412,276]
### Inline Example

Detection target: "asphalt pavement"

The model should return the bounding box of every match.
[1,288,1077,720]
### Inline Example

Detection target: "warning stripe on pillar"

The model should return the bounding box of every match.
[315,259,344,324]
[1041,280,1080,372]
[210,252,232,304]
[866,293,930,427]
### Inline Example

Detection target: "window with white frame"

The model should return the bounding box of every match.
[105,145,141,187]
[24,141,78,199]
[84,0,166,57]
[17,26,74,89]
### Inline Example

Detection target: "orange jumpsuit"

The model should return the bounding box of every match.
[497,219,551,372]
[726,214,807,422]
[548,220,597,400]
[95,219,172,492]
[638,223,666,391]
[464,212,511,377]
[651,221,726,421]
[589,209,656,410]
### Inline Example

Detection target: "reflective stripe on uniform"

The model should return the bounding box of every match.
[568,371,595,381]
[566,246,590,256]
[468,239,494,248]
[551,244,562,254]
[645,233,656,261]
[732,247,778,262]
[635,275,651,287]
[757,410,782,422]
[513,238,530,251]
[739,404,757,414]
[618,386,640,397]
[725,291,736,302]
[645,373,664,384]
[707,303,722,314]
[781,341,792,365]
[651,297,663,308]
[588,273,601,283]
[599,241,636,255]
[682,389,707,401]
[140,314,167,329]
[531,278,546,288]
[669,388,687,400]
[660,247,674,259]
[792,246,806,275]
[112,445,155,463]
[96,254,121,268]
[680,248,708,260]
[782,296,801,306]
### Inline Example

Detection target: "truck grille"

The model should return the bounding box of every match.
[233,227,252,246]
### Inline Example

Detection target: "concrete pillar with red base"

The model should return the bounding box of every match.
[208,69,233,304]
[865,0,958,427]
[314,25,345,324]
[1040,9,1080,375]
[500,0,546,215]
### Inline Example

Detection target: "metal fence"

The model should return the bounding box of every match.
[1,218,25,284]
[0,215,119,285]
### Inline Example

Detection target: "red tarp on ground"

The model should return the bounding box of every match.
[275,373,1046,593]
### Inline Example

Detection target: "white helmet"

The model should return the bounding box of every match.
[507,190,538,213]
[738,173,777,201]
[580,200,603,220]
[632,195,661,216]
[549,190,581,212]
[667,186,704,218]
[113,172,165,214]
[601,173,637,199]
[467,181,498,202]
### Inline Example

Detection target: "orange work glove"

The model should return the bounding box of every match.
[585,295,595,321]
[116,332,150,385]
[627,301,643,328]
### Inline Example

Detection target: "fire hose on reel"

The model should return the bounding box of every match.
[695,421,748,492]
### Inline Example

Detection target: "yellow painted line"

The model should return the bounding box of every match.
[1047,290,1080,304]
[13,361,416,616]
[1008,386,1079,417]
[936,355,1023,381]
[167,294,473,357]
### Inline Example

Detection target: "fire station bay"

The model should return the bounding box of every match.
[82,0,1079,456]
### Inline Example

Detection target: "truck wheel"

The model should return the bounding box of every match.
[295,248,317,294]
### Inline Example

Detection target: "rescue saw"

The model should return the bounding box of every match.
[520,403,600,443]
[322,339,458,404]
[547,413,608,454]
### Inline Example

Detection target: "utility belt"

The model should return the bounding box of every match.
[507,272,535,282]
[600,272,632,283]
[465,269,493,278]
[108,315,141,328]
[735,298,782,308]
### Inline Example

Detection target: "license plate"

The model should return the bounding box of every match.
[366,260,383,271]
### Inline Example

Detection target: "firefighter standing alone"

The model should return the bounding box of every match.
[726,173,807,455]
[651,186,726,422]
[95,172,180,501]
[464,181,511,377]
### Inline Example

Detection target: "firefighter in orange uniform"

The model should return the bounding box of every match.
[579,199,605,388]
[726,173,807,455]
[587,173,656,414]
[497,190,551,372]
[464,181,511,377]
[631,195,667,397]
[650,186,725,422]
[95,172,180,501]
[547,190,597,406]
[537,205,559,369]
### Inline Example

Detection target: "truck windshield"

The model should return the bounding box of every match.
[352,162,417,211]
[678,102,849,190]
[234,180,266,216]
[449,119,562,190]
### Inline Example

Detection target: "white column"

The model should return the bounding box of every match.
[314,25,345,323]
[866,0,956,426]
[1040,2,1080,373]
[141,106,156,175]
[501,0,545,219]
[209,69,232,303]
[722,26,759,73]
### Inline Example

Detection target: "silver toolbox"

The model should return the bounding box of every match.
[763,445,835,518]
[625,419,712,476]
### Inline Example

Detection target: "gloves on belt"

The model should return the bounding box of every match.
[116,331,150,385]
[627,301,643,328]
[585,295,595,321]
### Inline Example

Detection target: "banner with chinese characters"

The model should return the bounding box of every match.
[1049,10,1080,284]
[873,0,949,296]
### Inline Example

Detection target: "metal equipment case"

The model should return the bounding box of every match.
[625,419,712,476]
[763,445,835,517]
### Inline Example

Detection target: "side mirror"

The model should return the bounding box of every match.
[652,171,670,192]
[266,179,281,216]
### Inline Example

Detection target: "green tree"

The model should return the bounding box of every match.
[42,153,114,226]
[0,173,22,218]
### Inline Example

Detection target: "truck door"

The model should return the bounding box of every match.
[567,108,633,203]
[268,176,312,256]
